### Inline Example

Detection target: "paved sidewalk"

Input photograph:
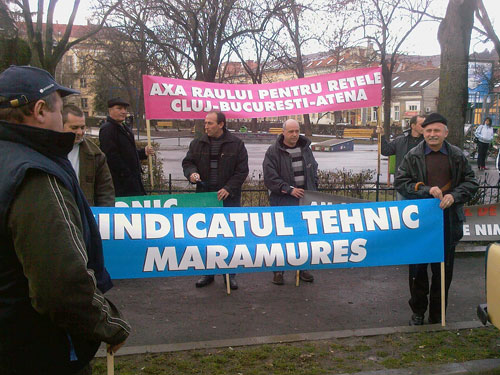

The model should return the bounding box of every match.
[102,252,487,349]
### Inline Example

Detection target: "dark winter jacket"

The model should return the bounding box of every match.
[0,121,129,374]
[263,134,318,206]
[99,116,147,197]
[182,129,249,207]
[395,140,479,242]
[381,131,424,171]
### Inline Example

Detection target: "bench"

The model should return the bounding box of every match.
[269,127,283,134]
[157,121,173,127]
[341,128,375,142]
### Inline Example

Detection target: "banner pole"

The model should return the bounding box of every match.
[296,271,300,287]
[107,347,114,375]
[441,262,446,326]
[146,119,154,189]
[376,107,382,180]
[225,274,230,295]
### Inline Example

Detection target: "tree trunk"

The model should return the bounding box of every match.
[303,114,312,137]
[382,61,392,140]
[437,0,477,147]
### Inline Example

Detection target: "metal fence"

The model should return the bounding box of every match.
[147,176,500,207]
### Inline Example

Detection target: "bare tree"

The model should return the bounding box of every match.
[357,0,430,138]
[113,0,284,82]
[271,0,322,137]
[475,0,500,63]
[437,0,477,147]
[11,0,120,75]
[0,0,31,70]
[323,1,359,126]
[225,18,283,131]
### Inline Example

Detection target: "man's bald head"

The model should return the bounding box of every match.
[283,118,299,130]
[282,119,300,147]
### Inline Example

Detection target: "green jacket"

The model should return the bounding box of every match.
[78,137,115,206]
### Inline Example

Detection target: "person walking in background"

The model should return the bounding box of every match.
[263,119,318,285]
[63,104,115,206]
[475,117,494,170]
[182,111,249,290]
[99,97,154,197]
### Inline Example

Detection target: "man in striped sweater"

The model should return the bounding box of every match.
[263,119,319,285]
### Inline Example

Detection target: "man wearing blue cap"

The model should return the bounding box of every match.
[0,66,129,374]
[395,113,478,326]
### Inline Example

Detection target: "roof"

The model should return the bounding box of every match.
[391,68,440,93]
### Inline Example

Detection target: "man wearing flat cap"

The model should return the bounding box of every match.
[395,112,478,326]
[99,97,154,197]
[0,66,129,374]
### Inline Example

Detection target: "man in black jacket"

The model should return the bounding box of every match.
[182,111,249,290]
[381,114,425,174]
[99,98,154,197]
[0,66,129,374]
[395,113,478,326]
[263,119,318,285]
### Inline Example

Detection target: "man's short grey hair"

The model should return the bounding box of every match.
[283,119,299,129]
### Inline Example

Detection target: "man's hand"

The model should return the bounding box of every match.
[145,145,155,156]
[217,188,230,201]
[189,172,201,183]
[439,193,455,210]
[429,186,443,200]
[290,187,305,198]
[107,340,126,355]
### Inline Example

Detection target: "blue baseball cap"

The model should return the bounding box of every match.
[0,65,79,108]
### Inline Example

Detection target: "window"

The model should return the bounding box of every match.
[80,78,87,88]
[394,105,400,121]
[409,104,418,111]
[372,108,378,121]
[81,97,88,109]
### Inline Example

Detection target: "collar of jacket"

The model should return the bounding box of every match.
[0,120,75,158]
[106,115,125,126]
[277,133,311,150]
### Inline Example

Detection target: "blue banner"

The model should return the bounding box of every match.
[92,199,444,279]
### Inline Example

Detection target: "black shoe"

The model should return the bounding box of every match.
[272,272,284,285]
[409,313,424,326]
[195,275,214,288]
[299,270,314,282]
[428,316,441,324]
[224,275,238,290]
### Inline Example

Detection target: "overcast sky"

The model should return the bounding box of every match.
[41,0,500,57]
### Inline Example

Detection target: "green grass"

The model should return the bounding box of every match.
[91,326,500,374]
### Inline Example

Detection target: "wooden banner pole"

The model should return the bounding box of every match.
[296,270,300,287]
[107,347,114,375]
[376,107,382,179]
[225,274,231,295]
[146,119,154,189]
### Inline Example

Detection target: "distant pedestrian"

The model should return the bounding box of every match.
[263,119,317,285]
[182,111,249,290]
[395,113,478,326]
[475,117,494,170]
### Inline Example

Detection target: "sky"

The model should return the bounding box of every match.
[37,0,500,57]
